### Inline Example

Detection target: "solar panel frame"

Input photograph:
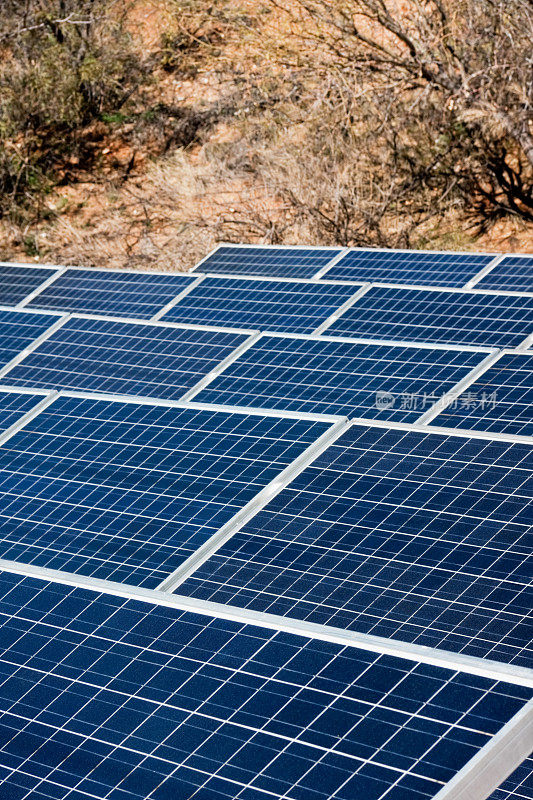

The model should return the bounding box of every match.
[160,273,365,334]
[486,754,533,800]
[0,390,342,589]
[319,283,533,348]
[1,313,262,402]
[317,247,497,287]
[2,570,532,800]
[25,265,200,320]
[184,330,498,423]
[190,242,347,279]
[175,416,533,668]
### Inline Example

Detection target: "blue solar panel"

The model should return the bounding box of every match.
[0,572,530,800]
[488,755,533,800]
[432,352,533,437]
[326,286,533,347]
[4,316,250,400]
[322,249,493,287]
[0,264,58,306]
[0,391,46,434]
[27,268,196,319]
[475,255,533,292]
[0,396,330,588]
[194,335,487,422]
[0,309,60,370]
[197,245,343,278]
[162,276,358,333]
[180,423,533,667]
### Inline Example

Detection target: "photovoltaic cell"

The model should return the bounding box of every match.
[488,756,533,800]
[0,264,58,306]
[4,316,250,401]
[326,285,533,347]
[475,255,533,292]
[0,395,330,588]
[162,276,358,333]
[322,249,493,287]
[432,352,533,437]
[0,572,530,800]
[0,309,60,370]
[197,245,343,279]
[27,268,196,319]
[180,423,533,667]
[194,335,487,422]
[0,391,46,434]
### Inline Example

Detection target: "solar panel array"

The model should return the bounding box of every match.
[3,315,253,400]
[27,267,196,319]
[320,249,494,287]
[323,285,533,347]
[161,275,359,333]
[180,423,532,666]
[194,244,343,279]
[0,246,531,800]
[192,334,490,423]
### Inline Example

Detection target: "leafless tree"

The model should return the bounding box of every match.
[248,0,533,243]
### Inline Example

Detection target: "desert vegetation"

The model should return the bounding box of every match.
[0,0,531,268]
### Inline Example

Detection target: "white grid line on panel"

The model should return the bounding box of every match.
[433,699,533,800]
[198,272,364,287]
[322,246,498,258]
[13,387,533,443]
[15,266,68,308]
[370,281,533,297]
[229,330,496,353]
[0,305,65,317]
[0,557,532,690]
[180,332,263,402]
[313,283,373,334]
[0,313,71,380]
[51,263,192,277]
[157,417,351,592]
[463,254,506,290]
[54,389,346,422]
[0,385,50,397]
[0,390,58,447]
[71,311,259,336]
[149,274,207,321]
[0,261,59,269]
[417,350,505,425]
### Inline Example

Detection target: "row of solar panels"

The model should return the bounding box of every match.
[0,249,531,800]
[0,387,530,659]
[194,244,533,290]
[0,306,531,435]
[2,262,533,349]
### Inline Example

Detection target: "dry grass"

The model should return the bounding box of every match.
[0,0,531,268]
